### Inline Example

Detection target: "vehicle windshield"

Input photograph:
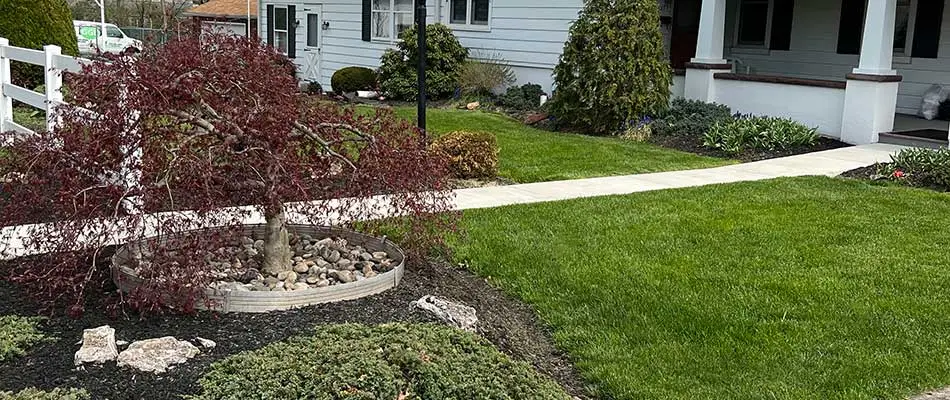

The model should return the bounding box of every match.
[106,26,124,38]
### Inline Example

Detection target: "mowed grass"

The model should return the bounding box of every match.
[453,177,950,399]
[386,107,732,183]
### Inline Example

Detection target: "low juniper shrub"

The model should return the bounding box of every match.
[652,98,733,137]
[0,315,48,361]
[702,115,819,155]
[0,388,88,400]
[879,147,950,189]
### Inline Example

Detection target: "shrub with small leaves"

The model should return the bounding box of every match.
[378,24,468,100]
[652,98,733,137]
[430,131,499,179]
[499,83,546,111]
[0,388,88,400]
[188,323,571,400]
[458,56,515,97]
[0,315,48,361]
[330,66,377,94]
[703,116,819,155]
[879,147,950,189]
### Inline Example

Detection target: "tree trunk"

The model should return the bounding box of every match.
[262,209,292,276]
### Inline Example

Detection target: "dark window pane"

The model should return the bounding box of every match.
[472,0,489,25]
[307,14,319,47]
[275,7,288,30]
[737,0,768,45]
[451,0,467,24]
[894,0,911,51]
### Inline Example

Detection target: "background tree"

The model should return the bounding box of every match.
[0,34,455,316]
[0,0,79,88]
[549,0,673,135]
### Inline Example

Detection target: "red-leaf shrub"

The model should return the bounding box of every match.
[0,34,455,316]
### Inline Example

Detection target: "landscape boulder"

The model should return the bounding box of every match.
[74,325,118,366]
[117,337,200,373]
[411,295,478,332]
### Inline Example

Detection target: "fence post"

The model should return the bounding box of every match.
[43,45,64,133]
[0,38,12,135]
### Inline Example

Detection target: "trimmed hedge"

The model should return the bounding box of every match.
[0,315,48,362]
[0,388,88,400]
[703,116,819,155]
[0,0,78,88]
[331,66,377,94]
[189,323,570,400]
[431,131,499,179]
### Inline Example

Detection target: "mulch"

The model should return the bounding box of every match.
[649,135,851,162]
[0,257,591,400]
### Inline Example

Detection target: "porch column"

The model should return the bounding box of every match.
[684,0,730,102]
[840,0,901,144]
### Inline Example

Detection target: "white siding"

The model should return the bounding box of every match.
[722,0,950,115]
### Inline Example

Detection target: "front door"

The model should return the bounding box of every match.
[670,0,702,69]
[302,4,323,83]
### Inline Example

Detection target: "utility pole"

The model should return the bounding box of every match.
[415,0,426,131]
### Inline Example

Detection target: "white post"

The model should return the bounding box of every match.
[692,0,727,64]
[94,0,106,53]
[43,45,64,133]
[0,38,11,135]
[853,0,898,75]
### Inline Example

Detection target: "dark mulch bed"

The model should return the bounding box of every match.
[0,258,590,399]
[649,135,851,162]
[839,163,950,192]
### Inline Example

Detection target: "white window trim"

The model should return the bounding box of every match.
[273,5,289,54]
[893,0,918,57]
[371,0,414,42]
[733,0,773,49]
[445,0,491,32]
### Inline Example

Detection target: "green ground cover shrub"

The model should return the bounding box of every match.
[189,323,570,400]
[0,315,48,362]
[378,24,468,100]
[652,98,733,137]
[330,66,377,94]
[430,130,499,179]
[0,388,88,400]
[703,116,818,155]
[880,147,950,189]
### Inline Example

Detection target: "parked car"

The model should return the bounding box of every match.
[73,21,143,55]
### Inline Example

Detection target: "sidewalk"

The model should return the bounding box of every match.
[453,143,905,210]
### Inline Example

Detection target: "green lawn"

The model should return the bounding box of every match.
[453,177,950,399]
[387,107,731,183]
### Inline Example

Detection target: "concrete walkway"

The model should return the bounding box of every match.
[454,143,906,210]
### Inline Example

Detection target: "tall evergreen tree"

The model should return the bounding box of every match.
[550,0,672,134]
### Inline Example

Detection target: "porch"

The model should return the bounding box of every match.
[677,0,950,146]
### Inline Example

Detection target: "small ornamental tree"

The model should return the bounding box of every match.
[0,34,454,316]
[378,24,468,100]
[549,0,673,134]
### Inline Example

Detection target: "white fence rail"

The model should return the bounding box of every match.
[0,37,90,140]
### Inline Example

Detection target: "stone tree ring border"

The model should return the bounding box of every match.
[111,225,406,313]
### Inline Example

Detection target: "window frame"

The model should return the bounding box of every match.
[371,0,414,42]
[273,5,290,54]
[893,0,918,57]
[733,0,774,49]
[446,0,491,32]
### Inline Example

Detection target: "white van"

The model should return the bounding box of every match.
[73,21,143,55]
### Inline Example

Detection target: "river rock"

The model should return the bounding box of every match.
[74,325,118,366]
[117,337,200,374]
[293,263,309,273]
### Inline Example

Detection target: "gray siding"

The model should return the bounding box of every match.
[723,0,950,115]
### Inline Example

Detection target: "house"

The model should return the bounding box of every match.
[185,0,259,38]
[258,0,949,145]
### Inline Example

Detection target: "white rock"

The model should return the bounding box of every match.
[411,296,478,332]
[74,325,118,366]
[117,337,200,374]
[195,337,216,349]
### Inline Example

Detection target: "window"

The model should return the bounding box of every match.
[735,0,771,47]
[449,0,490,27]
[307,13,319,47]
[894,0,916,55]
[274,6,289,53]
[372,0,413,41]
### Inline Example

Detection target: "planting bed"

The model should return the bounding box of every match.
[649,135,850,162]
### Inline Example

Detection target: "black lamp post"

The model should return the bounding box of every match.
[415,0,427,131]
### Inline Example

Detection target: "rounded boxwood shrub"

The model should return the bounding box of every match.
[702,115,818,155]
[549,0,672,134]
[378,24,468,101]
[0,0,79,88]
[430,131,499,179]
[188,323,570,400]
[331,66,377,94]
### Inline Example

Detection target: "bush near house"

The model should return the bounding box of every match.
[330,66,377,94]
[498,83,546,111]
[549,0,672,134]
[880,147,950,189]
[430,130,499,179]
[0,0,79,89]
[188,324,570,400]
[703,115,819,155]
[378,24,468,101]
[652,98,733,137]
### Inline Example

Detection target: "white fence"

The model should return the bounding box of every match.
[0,37,89,139]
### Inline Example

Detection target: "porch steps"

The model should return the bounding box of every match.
[879,132,948,149]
